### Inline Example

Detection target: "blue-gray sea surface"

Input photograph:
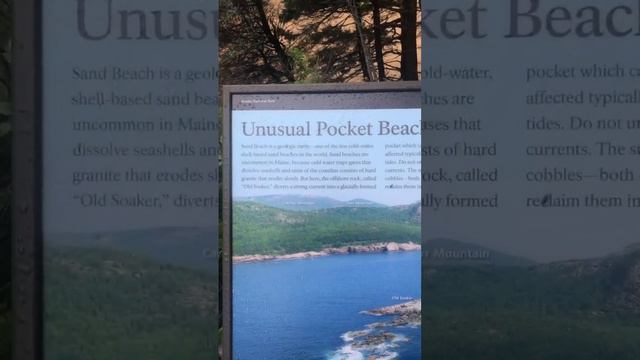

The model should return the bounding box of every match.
[233,251,421,359]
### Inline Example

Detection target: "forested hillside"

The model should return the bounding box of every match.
[423,247,640,359]
[232,201,420,255]
[44,246,217,360]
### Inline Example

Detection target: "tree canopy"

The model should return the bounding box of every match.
[220,0,421,84]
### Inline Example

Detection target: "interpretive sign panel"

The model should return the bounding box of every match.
[422,0,640,358]
[40,1,219,359]
[223,83,421,359]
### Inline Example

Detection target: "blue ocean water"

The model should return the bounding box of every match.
[233,251,421,360]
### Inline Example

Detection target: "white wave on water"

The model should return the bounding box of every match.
[341,329,372,342]
[328,344,365,360]
[328,344,398,360]
[392,334,409,343]
[374,351,399,360]
[329,330,403,360]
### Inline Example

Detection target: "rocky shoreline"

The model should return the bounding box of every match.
[233,242,421,264]
[334,299,422,359]
[363,299,422,317]
[363,299,422,329]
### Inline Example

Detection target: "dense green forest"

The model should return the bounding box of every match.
[423,248,640,359]
[232,201,420,255]
[44,246,217,360]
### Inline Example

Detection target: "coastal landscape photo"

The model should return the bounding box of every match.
[232,194,422,360]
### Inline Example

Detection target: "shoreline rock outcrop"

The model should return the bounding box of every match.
[363,299,422,329]
[334,299,422,359]
[233,242,421,264]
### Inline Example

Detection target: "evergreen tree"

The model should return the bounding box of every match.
[220,0,421,83]
[220,0,295,84]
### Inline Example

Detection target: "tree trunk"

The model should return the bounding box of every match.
[347,0,376,81]
[356,43,371,81]
[371,0,386,80]
[251,0,295,82]
[400,0,418,80]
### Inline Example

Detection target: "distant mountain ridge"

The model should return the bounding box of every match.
[425,242,640,314]
[393,201,421,223]
[234,194,388,211]
[535,245,640,314]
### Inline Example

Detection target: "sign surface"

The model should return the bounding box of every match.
[225,84,421,359]
[42,1,219,358]
[422,0,640,357]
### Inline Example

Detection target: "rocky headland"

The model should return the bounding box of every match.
[334,299,422,359]
[363,299,422,328]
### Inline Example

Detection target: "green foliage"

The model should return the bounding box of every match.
[422,252,640,359]
[220,0,420,83]
[426,268,606,313]
[281,0,415,81]
[424,310,640,360]
[288,47,324,83]
[219,0,295,84]
[44,246,217,360]
[232,202,420,255]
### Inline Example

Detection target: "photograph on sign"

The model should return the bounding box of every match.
[225,84,421,359]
